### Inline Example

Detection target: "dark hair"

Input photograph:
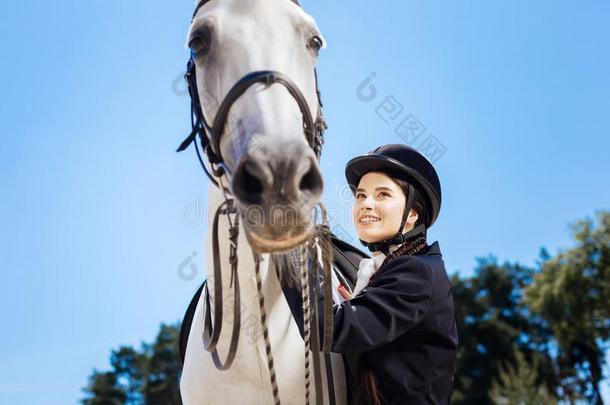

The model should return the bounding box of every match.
[391,176,430,229]
[353,355,384,405]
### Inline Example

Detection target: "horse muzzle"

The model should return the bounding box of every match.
[232,139,323,252]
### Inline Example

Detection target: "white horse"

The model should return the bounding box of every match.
[179,0,348,404]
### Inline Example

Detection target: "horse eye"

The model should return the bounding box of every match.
[308,36,323,54]
[189,33,211,57]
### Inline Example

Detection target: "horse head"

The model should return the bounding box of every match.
[185,0,327,253]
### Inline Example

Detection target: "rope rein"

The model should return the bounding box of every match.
[318,204,334,353]
[253,252,282,405]
[300,244,312,405]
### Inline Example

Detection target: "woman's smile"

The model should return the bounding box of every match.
[359,214,381,225]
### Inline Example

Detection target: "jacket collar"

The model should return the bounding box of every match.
[423,241,442,256]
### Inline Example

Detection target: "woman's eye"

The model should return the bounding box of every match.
[189,34,210,57]
[378,192,390,198]
[355,193,365,199]
[308,36,323,55]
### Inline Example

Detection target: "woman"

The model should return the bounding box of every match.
[284,144,458,404]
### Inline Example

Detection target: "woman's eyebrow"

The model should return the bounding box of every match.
[375,186,393,192]
[355,186,393,193]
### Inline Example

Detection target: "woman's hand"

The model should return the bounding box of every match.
[338,284,353,300]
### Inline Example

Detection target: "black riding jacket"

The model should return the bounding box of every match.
[281,241,458,405]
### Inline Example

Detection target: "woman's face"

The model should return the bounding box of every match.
[352,172,418,244]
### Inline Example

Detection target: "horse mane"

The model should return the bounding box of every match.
[271,224,333,290]
[270,250,301,289]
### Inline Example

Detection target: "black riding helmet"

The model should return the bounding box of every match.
[345,144,442,254]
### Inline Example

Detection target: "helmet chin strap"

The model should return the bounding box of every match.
[359,184,427,255]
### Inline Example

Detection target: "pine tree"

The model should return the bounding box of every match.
[489,348,558,405]
[82,323,183,405]
[143,324,182,404]
[82,370,127,405]
[451,259,558,404]
[525,210,610,404]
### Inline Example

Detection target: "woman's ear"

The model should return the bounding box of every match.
[405,209,419,229]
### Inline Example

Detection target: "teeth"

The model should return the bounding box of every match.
[360,218,380,224]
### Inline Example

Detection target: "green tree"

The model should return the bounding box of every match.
[451,258,559,404]
[489,348,557,405]
[525,211,610,404]
[110,346,148,403]
[82,323,183,405]
[82,370,127,405]
[144,324,182,404]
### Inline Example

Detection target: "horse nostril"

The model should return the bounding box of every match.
[299,160,323,196]
[233,161,265,204]
[233,144,323,207]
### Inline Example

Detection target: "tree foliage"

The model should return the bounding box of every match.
[489,348,557,405]
[450,257,560,404]
[81,323,182,405]
[82,371,127,405]
[525,211,610,403]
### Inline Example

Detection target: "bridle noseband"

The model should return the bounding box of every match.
[177,0,327,189]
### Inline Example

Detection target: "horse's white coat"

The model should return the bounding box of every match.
[180,1,347,403]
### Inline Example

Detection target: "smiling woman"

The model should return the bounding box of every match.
[282,143,458,405]
[342,145,457,404]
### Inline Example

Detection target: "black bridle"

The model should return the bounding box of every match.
[176,0,327,189]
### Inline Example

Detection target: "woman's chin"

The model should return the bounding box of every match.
[357,230,390,244]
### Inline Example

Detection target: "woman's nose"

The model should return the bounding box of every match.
[360,196,375,209]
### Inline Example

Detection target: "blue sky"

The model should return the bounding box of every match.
[1,0,608,403]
